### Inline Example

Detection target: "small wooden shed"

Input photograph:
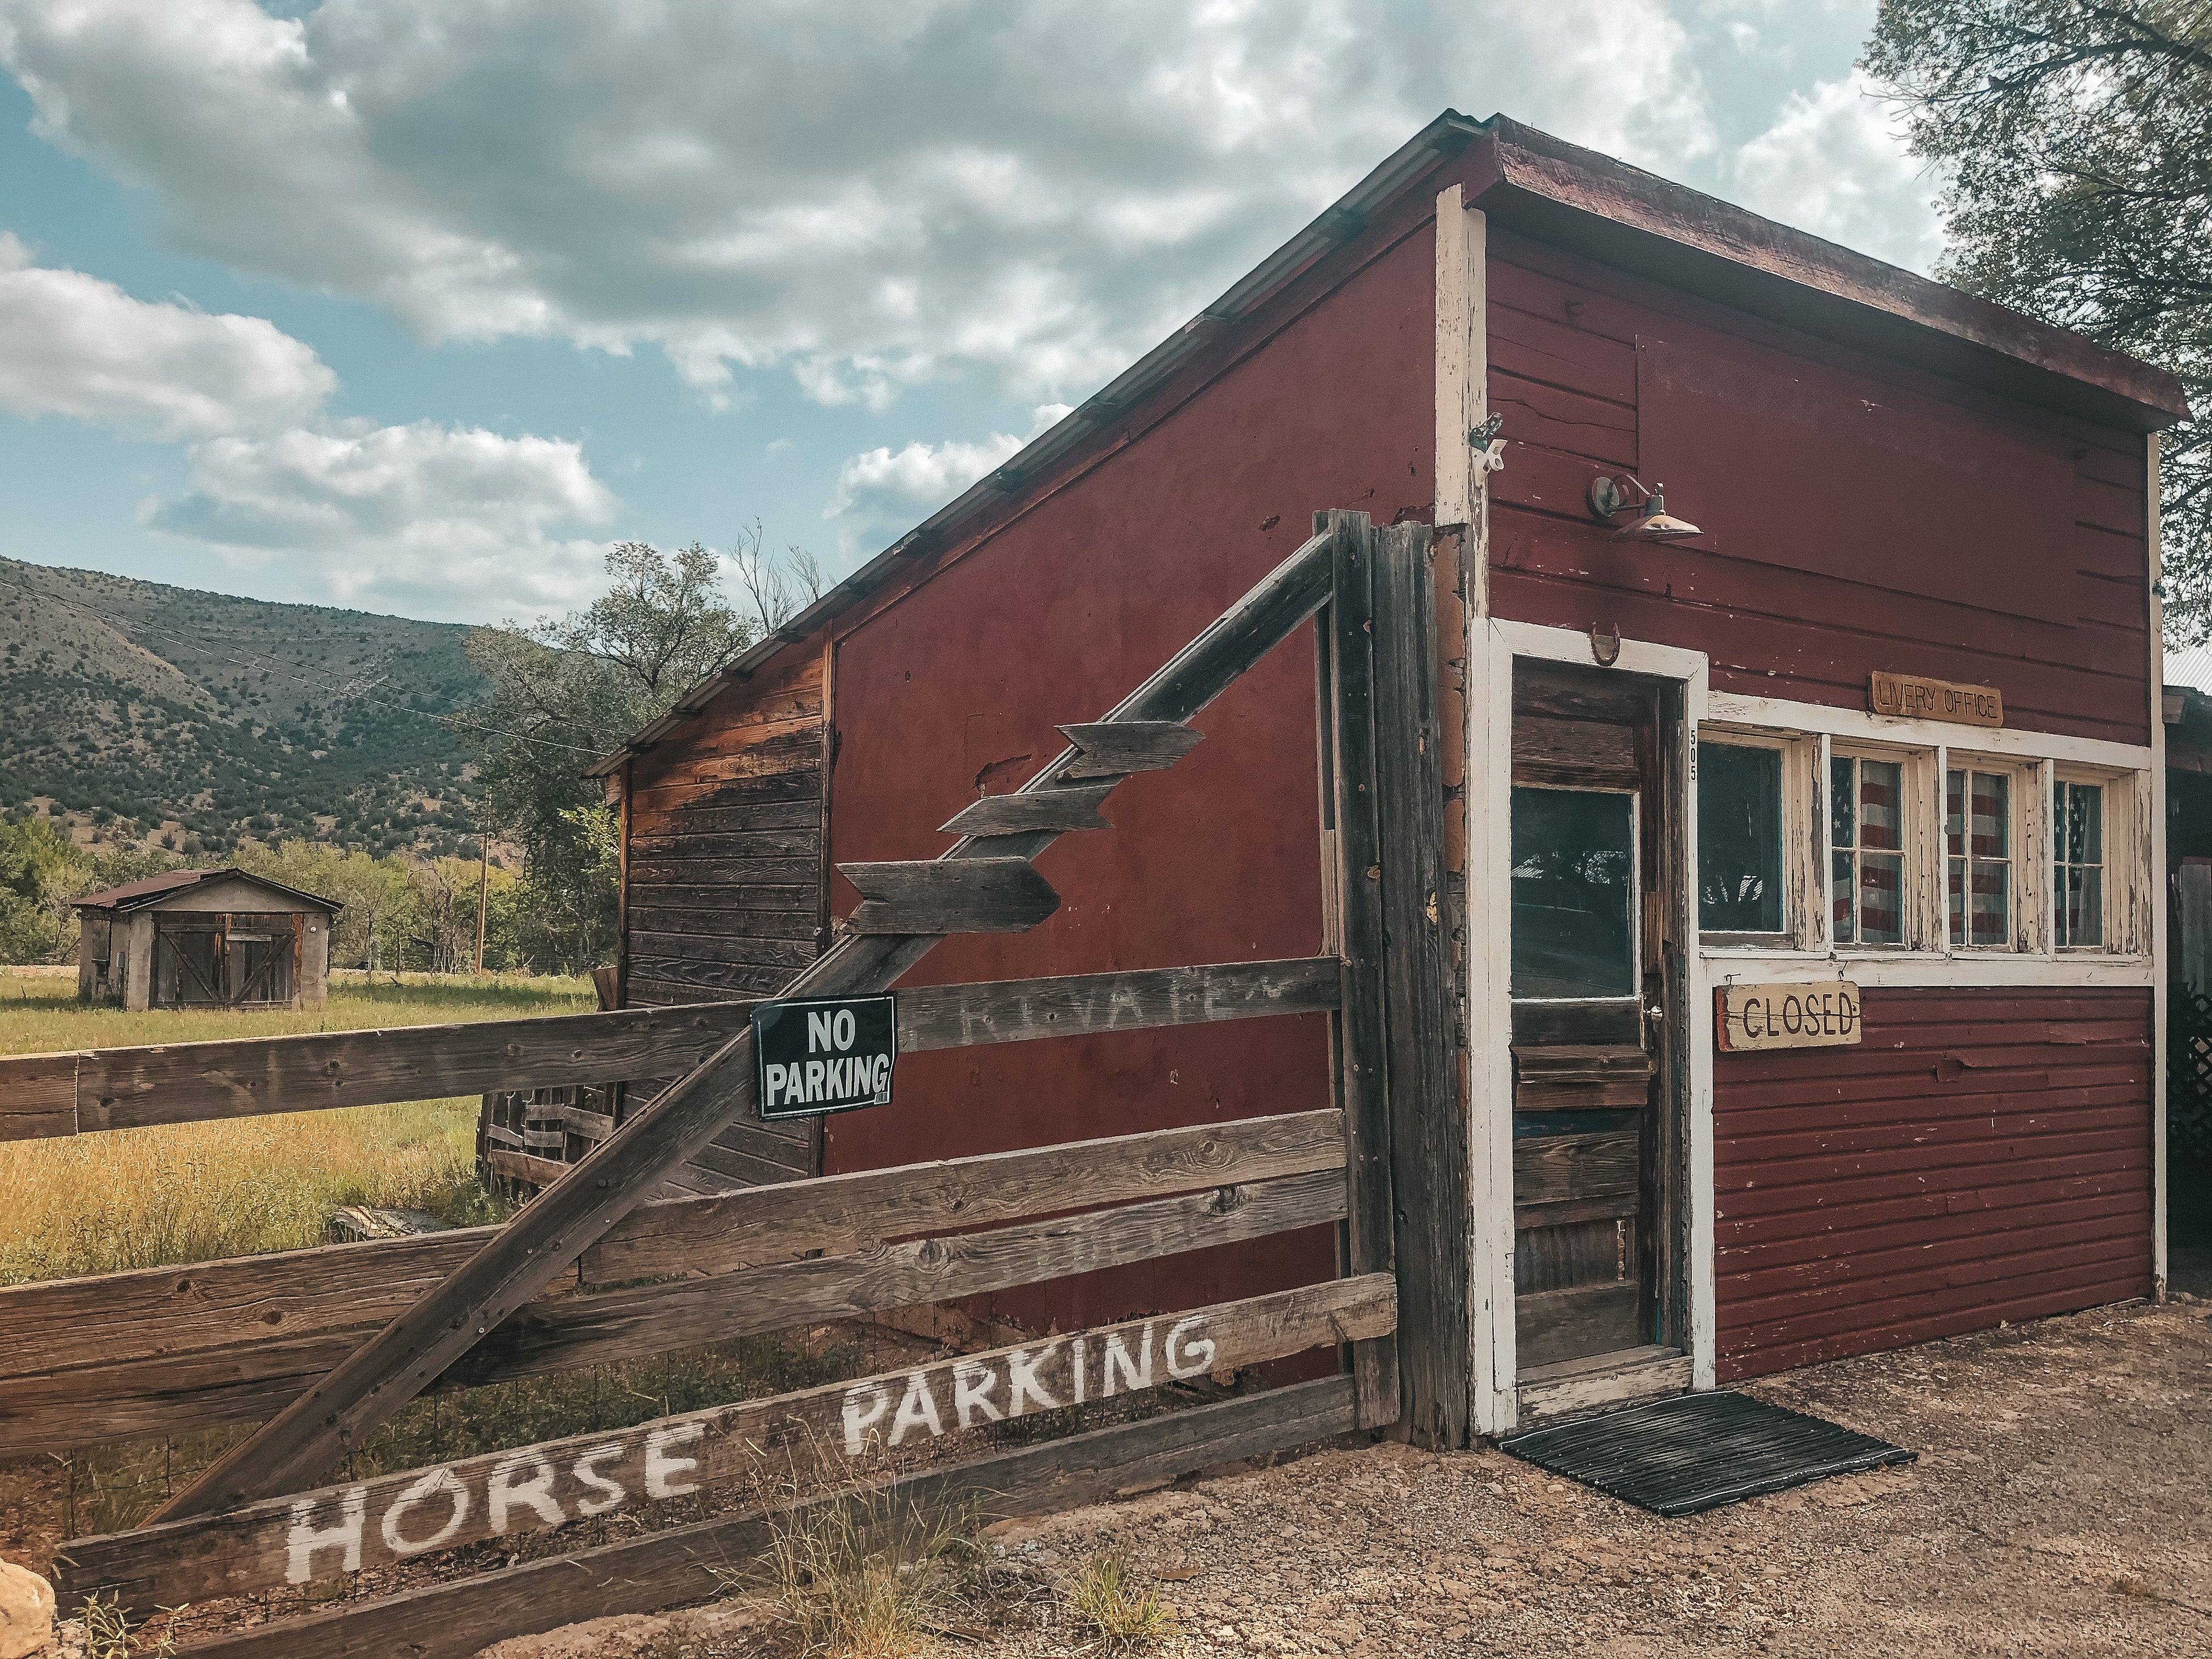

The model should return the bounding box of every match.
[74,869,338,1011]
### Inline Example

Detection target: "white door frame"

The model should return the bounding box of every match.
[1462,619,1713,1434]
[1438,184,1716,1434]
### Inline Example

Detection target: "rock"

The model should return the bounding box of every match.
[0,1561,54,1659]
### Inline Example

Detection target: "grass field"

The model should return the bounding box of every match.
[0,973,594,1286]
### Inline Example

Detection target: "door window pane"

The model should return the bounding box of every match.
[1511,786,1635,998]
[1945,769,2012,947]
[1698,742,1783,933]
[2055,780,2104,946]
[1831,755,1904,945]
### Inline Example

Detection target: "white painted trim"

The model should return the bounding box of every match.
[1682,661,1716,1393]
[1706,690,2152,773]
[1434,186,1482,545]
[2150,432,2169,1299]
[1700,950,2155,988]
[1465,618,1515,1433]
[1449,192,1515,1436]
[1469,615,1717,1417]
[1492,617,1711,682]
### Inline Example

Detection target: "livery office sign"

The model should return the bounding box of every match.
[1717,981,1862,1052]
[754,994,897,1119]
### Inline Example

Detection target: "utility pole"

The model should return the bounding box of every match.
[475,793,491,975]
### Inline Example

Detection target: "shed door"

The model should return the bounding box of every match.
[225,913,296,1005]
[155,917,225,1008]
[1509,663,1673,1373]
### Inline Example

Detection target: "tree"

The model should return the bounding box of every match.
[0,817,88,962]
[235,840,415,976]
[450,538,819,973]
[1865,2,2210,639]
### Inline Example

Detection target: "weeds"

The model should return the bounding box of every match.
[1066,1551,1178,1653]
[753,1452,981,1659]
[76,1594,180,1658]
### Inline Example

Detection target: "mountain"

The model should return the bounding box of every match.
[0,556,492,859]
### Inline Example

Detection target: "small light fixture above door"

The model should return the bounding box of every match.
[1588,475,1702,541]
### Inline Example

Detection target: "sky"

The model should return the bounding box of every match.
[0,0,1945,628]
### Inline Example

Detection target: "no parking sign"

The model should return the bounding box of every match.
[753,994,897,1120]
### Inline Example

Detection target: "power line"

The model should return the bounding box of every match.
[0,571,608,757]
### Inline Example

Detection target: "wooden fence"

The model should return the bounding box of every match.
[5,511,1454,1656]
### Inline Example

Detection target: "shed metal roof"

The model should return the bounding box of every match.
[72,867,343,915]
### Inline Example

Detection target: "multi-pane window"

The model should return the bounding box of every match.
[1510,786,1637,998]
[1945,769,2011,947]
[1697,741,1784,934]
[2055,781,2104,946]
[1831,755,1904,945]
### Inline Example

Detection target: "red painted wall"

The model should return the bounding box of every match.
[1481,229,2153,746]
[1713,988,2155,1378]
[1467,225,2159,1373]
[819,215,1440,1334]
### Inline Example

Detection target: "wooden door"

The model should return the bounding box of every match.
[224,913,297,1006]
[1509,663,1673,1373]
[155,917,225,1008]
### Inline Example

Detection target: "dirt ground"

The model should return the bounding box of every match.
[469,1298,2210,1659]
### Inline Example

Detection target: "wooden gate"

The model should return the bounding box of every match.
[1,511,1459,1655]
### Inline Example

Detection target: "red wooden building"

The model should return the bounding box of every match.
[588,114,2187,1436]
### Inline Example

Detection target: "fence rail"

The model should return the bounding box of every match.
[0,957,1335,1143]
[57,1276,1394,1620]
[0,1103,1346,1455]
[19,511,1449,1659]
[124,1377,1362,1659]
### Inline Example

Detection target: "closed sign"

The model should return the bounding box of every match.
[754,994,897,1120]
[1717,982,1861,1051]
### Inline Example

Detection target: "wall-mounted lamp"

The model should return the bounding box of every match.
[1588,475,1702,541]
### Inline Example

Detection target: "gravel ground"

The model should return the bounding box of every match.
[475,1298,2210,1659]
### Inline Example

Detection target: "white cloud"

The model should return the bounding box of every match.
[0,234,617,618]
[145,421,616,619]
[0,0,1716,409]
[1730,70,1942,272]
[825,403,1074,551]
[0,233,334,438]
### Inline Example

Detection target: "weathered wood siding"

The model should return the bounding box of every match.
[621,642,831,1192]
[1482,228,2153,745]
[1713,988,2154,1378]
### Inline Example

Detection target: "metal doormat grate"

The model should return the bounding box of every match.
[1498,1390,1915,1516]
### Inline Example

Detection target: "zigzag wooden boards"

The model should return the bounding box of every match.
[838,857,1060,934]
[1056,720,1204,778]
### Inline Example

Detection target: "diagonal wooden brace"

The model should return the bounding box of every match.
[149,521,1347,1523]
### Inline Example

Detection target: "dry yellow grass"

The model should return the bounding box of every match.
[0,973,592,1285]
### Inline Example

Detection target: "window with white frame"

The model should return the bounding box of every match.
[2054,778,2105,947]
[1830,753,1905,945]
[1696,723,2147,960]
[1945,765,2012,948]
[1697,740,1785,936]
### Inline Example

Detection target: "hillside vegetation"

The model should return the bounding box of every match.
[0,555,486,859]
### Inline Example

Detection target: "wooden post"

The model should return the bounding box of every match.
[1319,510,1400,1431]
[1369,520,1467,1448]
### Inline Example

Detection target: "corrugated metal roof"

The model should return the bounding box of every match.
[71,869,217,910]
[72,867,343,915]
[2166,641,2212,696]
